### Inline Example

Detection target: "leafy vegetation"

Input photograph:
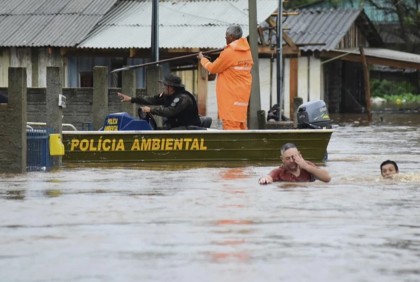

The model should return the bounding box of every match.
[382,93,420,104]
[371,79,420,106]
[371,79,415,97]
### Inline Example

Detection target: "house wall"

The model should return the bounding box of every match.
[66,55,150,89]
[0,49,9,87]
[0,48,153,89]
[324,61,343,114]
[324,60,368,114]
[309,57,323,101]
[1,56,292,127]
[283,56,323,118]
[341,61,365,113]
[298,57,310,103]
[35,48,64,87]
[259,59,276,114]
[10,48,33,86]
[0,47,64,88]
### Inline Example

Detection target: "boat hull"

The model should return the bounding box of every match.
[61,129,333,163]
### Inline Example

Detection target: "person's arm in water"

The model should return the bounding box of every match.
[258,175,273,184]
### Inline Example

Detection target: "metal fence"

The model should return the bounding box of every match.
[27,128,53,171]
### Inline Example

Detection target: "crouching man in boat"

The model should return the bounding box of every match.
[259,143,331,184]
[118,73,201,130]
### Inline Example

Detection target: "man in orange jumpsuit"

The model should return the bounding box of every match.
[197,24,254,130]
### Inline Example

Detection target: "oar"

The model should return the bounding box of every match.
[110,48,223,73]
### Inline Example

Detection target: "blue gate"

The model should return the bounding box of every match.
[27,128,53,171]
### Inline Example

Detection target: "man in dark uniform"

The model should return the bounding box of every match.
[118,73,201,129]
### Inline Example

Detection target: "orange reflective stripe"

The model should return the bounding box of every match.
[231,66,252,71]
[233,101,248,107]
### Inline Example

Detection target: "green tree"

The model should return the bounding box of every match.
[285,0,420,53]
[365,0,420,53]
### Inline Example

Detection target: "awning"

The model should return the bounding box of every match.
[320,48,420,70]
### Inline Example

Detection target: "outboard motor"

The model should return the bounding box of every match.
[297,100,331,129]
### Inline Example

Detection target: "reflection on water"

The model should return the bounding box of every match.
[0,113,419,282]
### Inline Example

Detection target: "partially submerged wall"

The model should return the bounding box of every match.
[0,87,146,131]
[0,67,146,173]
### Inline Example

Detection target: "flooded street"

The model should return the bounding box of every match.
[1,113,420,282]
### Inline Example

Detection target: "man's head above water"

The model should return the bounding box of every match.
[380,160,399,179]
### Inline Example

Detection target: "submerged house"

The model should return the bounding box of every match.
[301,0,420,53]
[260,8,420,116]
[0,0,279,122]
[1,0,420,122]
[0,0,118,87]
[0,0,278,89]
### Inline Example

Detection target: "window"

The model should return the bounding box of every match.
[80,71,93,87]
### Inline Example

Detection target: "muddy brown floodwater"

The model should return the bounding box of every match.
[1,113,419,282]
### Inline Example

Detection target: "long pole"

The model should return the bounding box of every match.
[151,0,159,62]
[270,55,273,107]
[276,0,283,120]
[111,49,223,73]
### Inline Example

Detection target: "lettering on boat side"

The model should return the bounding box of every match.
[103,125,118,131]
[103,118,120,131]
[69,137,208,152]
[107,118,119,125]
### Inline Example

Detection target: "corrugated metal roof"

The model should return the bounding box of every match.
[79,0,279,49]
[0,1,388,53]
[0,0,118,47]
[284,9,363,52]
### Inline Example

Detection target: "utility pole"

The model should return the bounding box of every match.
[248,0,262,129]
[276,0,283,120]
[151,0,159,62]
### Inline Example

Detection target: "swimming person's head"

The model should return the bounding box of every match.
[380,160,399,179]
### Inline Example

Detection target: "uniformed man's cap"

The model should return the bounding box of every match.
[159,73,184,88]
